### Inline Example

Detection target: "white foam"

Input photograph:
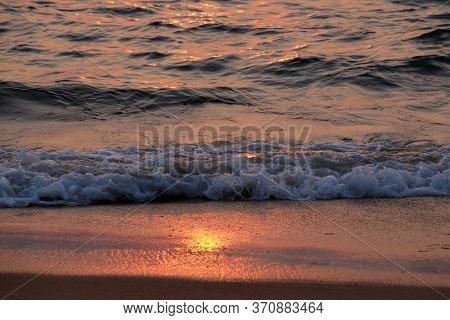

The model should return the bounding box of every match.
[0,142,449,207]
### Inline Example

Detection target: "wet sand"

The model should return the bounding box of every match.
[2,108,449,152]
[0,198,449,299]
[2,273,449,299]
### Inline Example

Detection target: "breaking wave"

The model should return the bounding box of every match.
[1,142,449,207]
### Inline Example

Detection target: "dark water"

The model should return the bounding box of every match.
[0,0,449,206]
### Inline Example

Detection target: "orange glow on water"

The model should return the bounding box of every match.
[242,153,262,160]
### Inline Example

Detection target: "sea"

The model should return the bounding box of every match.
[0,0,449,206]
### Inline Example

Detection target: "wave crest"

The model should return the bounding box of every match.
[0,81,257,120]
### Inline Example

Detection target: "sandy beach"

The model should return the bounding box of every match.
[1,198,449,299]
[2,273,449,299]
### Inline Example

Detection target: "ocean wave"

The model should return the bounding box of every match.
[147,21,180,29]
[398,54,450,74]
[0,81,257,120]
[412,28,450,42]
[177,23,253,34]
[92,6,157,17]
[57,31,105,42]
[241,56,335,87]
[129,51,171,60]
[389,0,450,7]
[118,35,175,43]
[244,55,397,89]
[9,44,47,54]
[176,23,283,35]
[342,72,400,90]
[243,53,450,89]
[164,55,240,73]
[34,1,55,6]
[0,142,449,207]
[337,30,375,42]
[57,51,98,58]
[427,13,450,20]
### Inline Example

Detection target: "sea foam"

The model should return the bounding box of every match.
[0,142,449,207]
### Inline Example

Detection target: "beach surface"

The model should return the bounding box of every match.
[0,198,449,299]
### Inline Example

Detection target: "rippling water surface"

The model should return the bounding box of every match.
[1,0,449,119]
[0,0,449,206]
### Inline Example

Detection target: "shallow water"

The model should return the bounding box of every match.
[0,0,449,206]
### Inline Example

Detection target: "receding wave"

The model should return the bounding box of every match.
[0,142,449,207]
[0,81,258,120]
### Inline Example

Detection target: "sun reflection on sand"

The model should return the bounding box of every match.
[185,230,225,252]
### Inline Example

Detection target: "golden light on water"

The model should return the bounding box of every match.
[242,153,262,160]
